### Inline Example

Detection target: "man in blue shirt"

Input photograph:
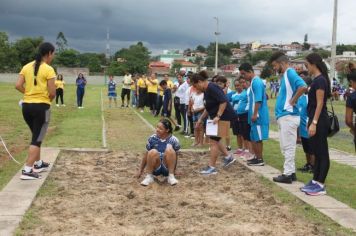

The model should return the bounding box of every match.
[239,63,269,166]
[270,52,307,184]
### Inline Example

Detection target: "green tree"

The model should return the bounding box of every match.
[54,49,79,67]
[196,45,206,53]
[336,44,356,55]
[260,63,273,79]
[170,61,182,75]
[113,42,150,74]
[311,48,331,58]
[56,32,68,53]
[13,36,43,66]
[0,32,20,72]
[303,42,311,51]
[107,61,127,76]
[242,51,274,65]
[78,53,104,72]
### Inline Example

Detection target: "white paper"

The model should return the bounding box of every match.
[206,119,218,136]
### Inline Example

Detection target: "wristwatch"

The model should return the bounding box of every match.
[312,120,318,125]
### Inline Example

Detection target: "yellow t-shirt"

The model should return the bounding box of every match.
[147,78,158,94]
[55,80,65,89]
[19,61,56,105]
[137,77,147,88]
[159,80,174,96]
[130,79,136,90]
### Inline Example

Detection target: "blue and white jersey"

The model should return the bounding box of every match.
[108,80,116,92]
[275,68,306,119]
[235,89,248,115]
[297,94,309,138]
[146,134,180,153]
[248,76,269,125]
[231,92,241,113]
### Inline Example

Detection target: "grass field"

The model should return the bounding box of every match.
[0,82,103,190]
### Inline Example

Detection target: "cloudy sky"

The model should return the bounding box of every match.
[0,0,355,55]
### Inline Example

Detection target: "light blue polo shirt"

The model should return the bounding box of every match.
[235,89,248,115]
[248,76,269,126]
[230,92,241,113]
[275,68,306,119]
[297,94,309,138]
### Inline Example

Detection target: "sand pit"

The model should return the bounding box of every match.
[24,151,325,235]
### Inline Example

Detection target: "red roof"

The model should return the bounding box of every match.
[174,60,197,67]
[149,61,170,68]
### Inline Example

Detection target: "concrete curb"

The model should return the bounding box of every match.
[0,147,60,236]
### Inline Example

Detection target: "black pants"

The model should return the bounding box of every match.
[147,92,157,111]
[56,88,64,104]
[77,87,85,107]
[179,104,187,132]
[22,103,50,147]
[174,97,181,125]
[187,106,194,134]
[309,112,330,183]
[138,88,147,108]
[156,95,163,115]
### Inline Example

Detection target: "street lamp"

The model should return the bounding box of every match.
[214,17,220,75]
[330,0,338,82]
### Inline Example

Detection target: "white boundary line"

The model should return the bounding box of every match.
[132,109,155,131]
[100,89,107,148]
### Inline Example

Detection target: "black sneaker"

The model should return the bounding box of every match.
[291,173,297,181]
[247,158,264,166]
[20,170,41,180]
[273,174,292,184]
[34,161,50,173]
[226,146,232,151]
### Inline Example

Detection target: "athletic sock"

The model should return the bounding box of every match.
[24,165,32,173]
[35,160,43,166]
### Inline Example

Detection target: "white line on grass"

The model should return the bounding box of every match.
[100,89,107,148]
[132,109,155,131]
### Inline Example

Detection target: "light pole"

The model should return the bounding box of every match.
[330,0,338,82]
[214,17,220,75]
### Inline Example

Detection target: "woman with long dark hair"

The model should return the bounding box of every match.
[300,53,331,196]
[15,42,56,180]
[192,71,236,175]
[55,74,65,106]
[76,73,87,108]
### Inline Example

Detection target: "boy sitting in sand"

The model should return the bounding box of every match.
[136,119,180,186]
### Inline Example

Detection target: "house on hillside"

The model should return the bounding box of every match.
[159,50,184,64]
[149,61,170,75]
[173,60,198,73]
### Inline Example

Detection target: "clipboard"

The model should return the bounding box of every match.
[205,120,230,138]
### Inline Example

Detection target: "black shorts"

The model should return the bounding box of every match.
[121,88,131,99]
[301,137,313,155]
[231,118,240,135]
[22,103,51,147]
[237,113,250,141]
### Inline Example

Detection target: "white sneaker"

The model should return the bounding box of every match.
[141,174,154,186]
[167,175,178,186]
[56,104,59,107]
[61,104,66,107]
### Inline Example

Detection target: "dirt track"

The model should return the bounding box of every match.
[22,150,325,236]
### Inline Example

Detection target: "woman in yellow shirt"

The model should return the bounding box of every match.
[137,75,148,112]
[146,73,158,115]
[15,42,56,180]
[55,74,65,106]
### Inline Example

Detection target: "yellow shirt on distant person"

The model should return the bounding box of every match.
[130,79,136,90]
[55,80,65,89]
[147,78,158,94]
[137,77,147,88]
[19,61,56,105]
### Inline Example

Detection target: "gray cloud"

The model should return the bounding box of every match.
[0,0,355,54]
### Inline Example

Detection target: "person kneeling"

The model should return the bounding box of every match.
[136,119,181,186]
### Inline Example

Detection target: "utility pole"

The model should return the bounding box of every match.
[214,17,220,75]
[105,27,111,85]
[330,0,338,81]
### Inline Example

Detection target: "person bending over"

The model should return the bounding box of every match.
[136,119,180,186]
